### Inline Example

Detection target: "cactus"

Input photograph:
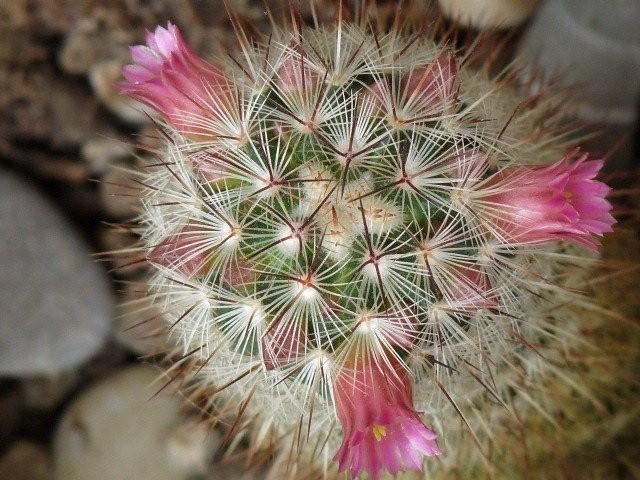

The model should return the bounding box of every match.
[119,7,615,479]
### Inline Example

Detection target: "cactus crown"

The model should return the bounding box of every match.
[141,24,479,366]
[121,10,614,479]
[142,27,494,379]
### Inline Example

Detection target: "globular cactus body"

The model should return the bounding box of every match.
[120,11,614,479]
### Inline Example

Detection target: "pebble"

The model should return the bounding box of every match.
[53,366,218,480]
[438,0,541,29]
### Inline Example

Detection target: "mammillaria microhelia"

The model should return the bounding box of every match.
[120,9,614,479]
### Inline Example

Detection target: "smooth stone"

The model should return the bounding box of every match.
[520,0,640,125]
[53,366,217,480]
[438,0,540,29]
[0,170,113,376]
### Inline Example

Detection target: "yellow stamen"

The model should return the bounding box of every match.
[372,424,387,441]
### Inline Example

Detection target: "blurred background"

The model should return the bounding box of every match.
[0,1,639,479]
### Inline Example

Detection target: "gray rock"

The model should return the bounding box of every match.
[0,170,112,376]
[521,0,640,126]
[438,0,541,29]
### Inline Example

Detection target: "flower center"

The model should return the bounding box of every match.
[372,424,387,441]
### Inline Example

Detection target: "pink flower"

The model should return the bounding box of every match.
[120,23,235,139]
[333,358,440,479]
[480,153,615,249]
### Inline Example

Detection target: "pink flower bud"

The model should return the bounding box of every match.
[367,52,458,123]
[223,260,257,289]
[481,153,615,249]
[441,265,497,312]
[147,224,211,276]
[451,148,490,183]
[356,310,418,349]
[261,323,306,370]
[402,53,458,115]
[189,150,229,183]
[333,358,440,479]
[120,23,235,140]
[148,225,251,285]
[276,47,320,94]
